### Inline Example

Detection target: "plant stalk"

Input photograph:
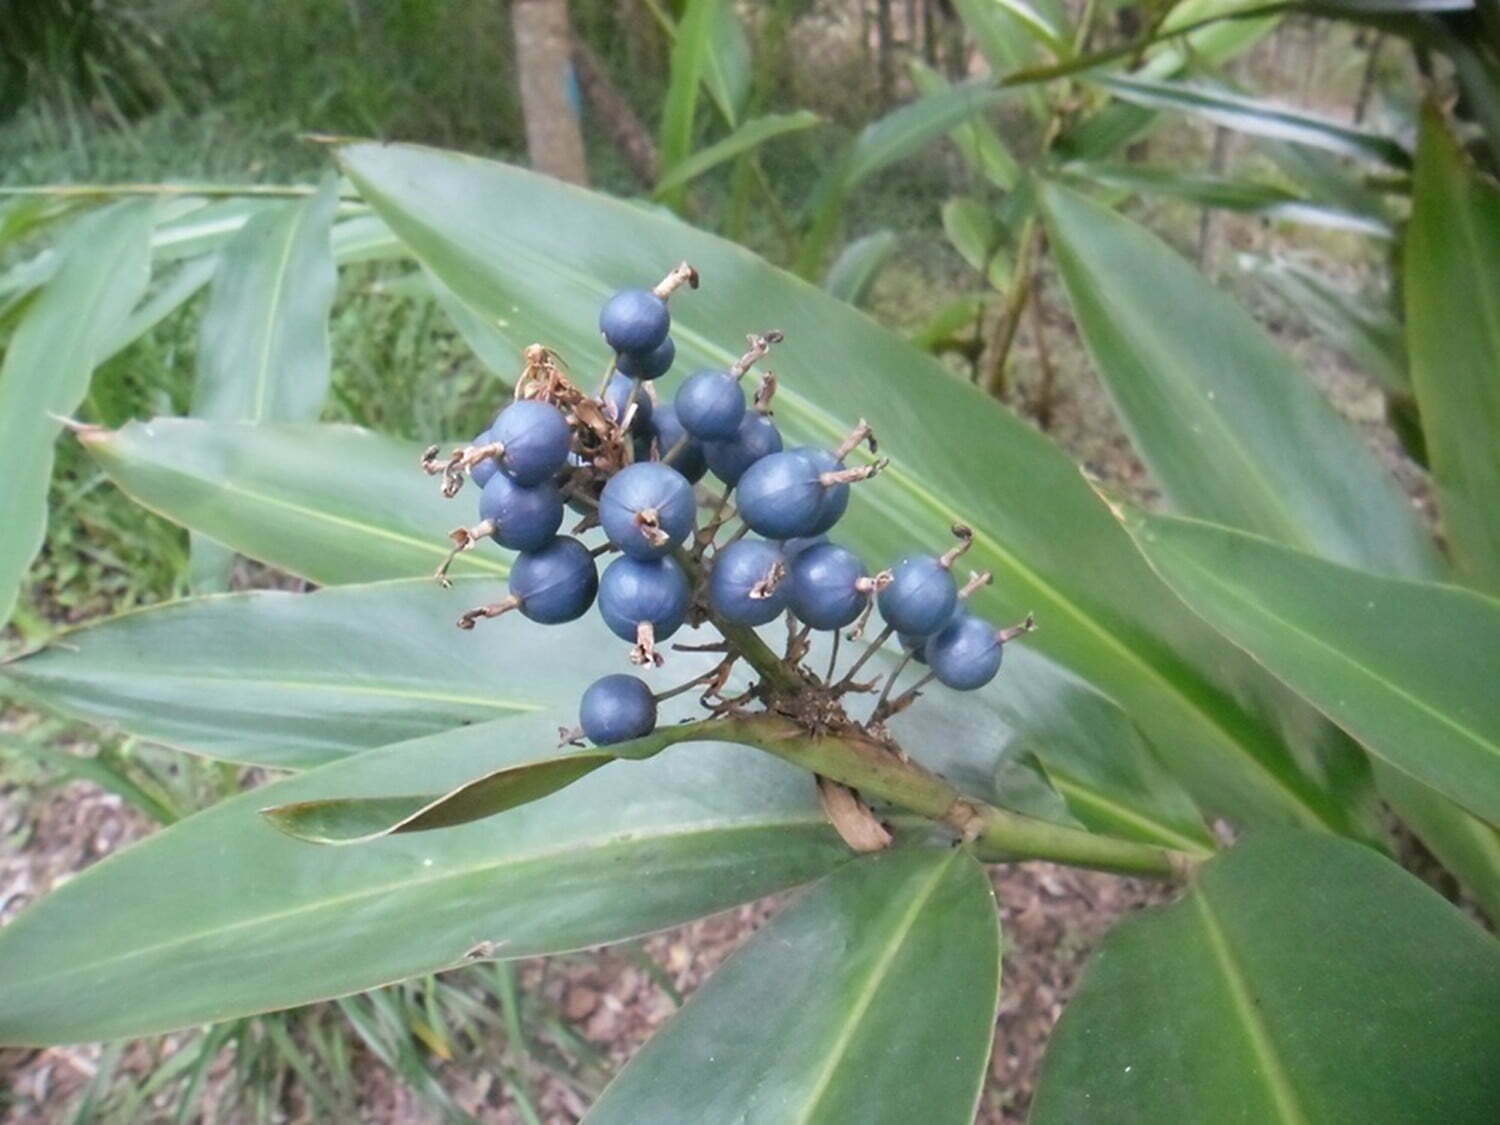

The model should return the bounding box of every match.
[638,713,1203,879]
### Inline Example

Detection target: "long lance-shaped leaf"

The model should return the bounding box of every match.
[821,230,899,308]
[1405,105,1500,593]
[797,84,1011,276]
[585,848,1000,1125]
[1091,74,1412,166]
[652,111,823,198]
[264,750,617,844]
[1062,161,1394,237]
[1032,830,1500,1124]
[0,580,634,769]
[911,60,1020,190]
[190,175,340,591]
[0,201,152,629]
[1118,513,1500,828]
[0,719,853,1046]
[79,419,508,586]
[1240,254,1408,396]
[1042,179,1500,915]
[338,140,1364,835]
[1040,180,1438,578]
[658,0,721,208]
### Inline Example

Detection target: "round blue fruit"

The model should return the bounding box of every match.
[616,335,676,381]
[649,403,707,483]
[579,674,657,746]
[478,473,564,552]
[736,451,831,539]
[927,613,1002,690]
[788,446,850,535]
[600,289,670,354]
[709,538,789,626]
[599,556,692,642]
[509,536,598,624]
[602,372,653,433]
[788,542,869,630]
[675,370,746,441]
[470,429,498,488]
[491,400,573,486]
[878,555,958,636]
[781,535,827,559]
[600,462,696,560]
[706,412,782,487]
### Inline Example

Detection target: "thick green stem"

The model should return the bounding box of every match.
[643,713,1204,879]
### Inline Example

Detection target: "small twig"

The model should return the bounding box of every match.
[825,630,841,683]
[834,419,876,461]
[652,262,699,300]
[838,625,894,690]
[457,597,519,630]
[729,331,784,379]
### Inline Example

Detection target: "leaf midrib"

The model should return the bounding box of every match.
[791,853,955,1125]
[1168,542,1500,770]
[94,430,510,578]
[250,198,311,420]
[0,812,835,994]
[1192,889,1309,1125]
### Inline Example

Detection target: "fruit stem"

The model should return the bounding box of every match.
[674,547,806,695]
[646,713,1204,878]
[652,261,699,300]
[729,331,784,379]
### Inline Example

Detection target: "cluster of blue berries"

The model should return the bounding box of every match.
[423,264,1034,751]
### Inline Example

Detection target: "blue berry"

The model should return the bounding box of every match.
[736,451,837,539]
[477,473,564,552]
[788,542,870,630]
[579,674,657,745]
[927,613,1002,690]
[705,412,782,486]
[602,372,652,433]
[675,371,746,441]
[600,462,696,560]
[617,336,676,381]
[470,429,498,489]
[509,536,598,624]
[599,555,692,647]
[649,403,708,483]
[789,446,850,535]
[878,555,958,636]
[600,289,670,354]
[709,539,789,626]
[491,400,573,486]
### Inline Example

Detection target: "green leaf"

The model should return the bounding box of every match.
[1240,254,1408,395]
[1032,830,1500,1124]
[0,735,178,826]
[1040,180,1438,578]
[908,294,986,353]
[79,419,508,586]
[1120,513,1500,828]
[0,720,852,1045]
[0,579,615,769]
[0,200,152,628]
[701,0,751,126]
[952,0,1052,121]
[264,749,616,844]
[1091,74,1411,167]
[190,176,340,591]
[337,140,1372,834]
[942,196,1010,288]
[98,254,220,365]
[658,0,721,207]
[586,847,999,1125]
[652,111,823,198]
[1405,105,1500,592]
[798,85,1010,276]
[910,61,1020,189]
[1063,161,1394,237]
[192,175,339,426]
[821,230,899,307]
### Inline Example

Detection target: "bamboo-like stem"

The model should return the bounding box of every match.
[628,713,1203,878]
